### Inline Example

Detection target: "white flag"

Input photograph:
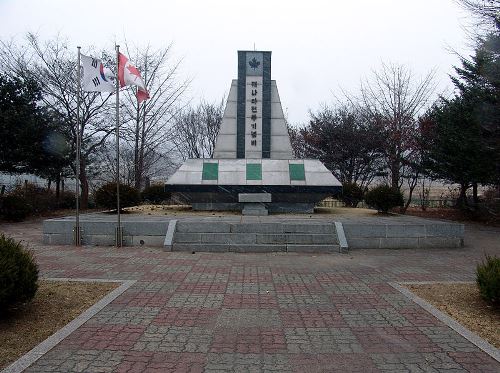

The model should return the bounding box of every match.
[80,54,114,92]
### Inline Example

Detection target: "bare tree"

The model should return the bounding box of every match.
[299,105,385,190]
[120,43,190,190]
[0,33,114,208]
[170,99,225,160]
[456,0,500,31]
[353,63,435,188]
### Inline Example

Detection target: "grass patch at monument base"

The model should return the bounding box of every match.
[0,280,119,369]
[406,282,500,349]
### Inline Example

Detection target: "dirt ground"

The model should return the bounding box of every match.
[125,204,380,218]
[406,283,500,349]
[0,280,118,369]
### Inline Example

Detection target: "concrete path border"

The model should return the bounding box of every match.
[390,281,500,363]
[1,278,136,373]
[334,221,348,253]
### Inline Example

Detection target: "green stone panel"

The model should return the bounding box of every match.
[202,162,218,180]
[289,163,305,181]
[246,163,262,180]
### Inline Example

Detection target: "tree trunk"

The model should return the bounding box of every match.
[458,183,468,208]
[401,180,418,214]
[133,103,140,189]
[390,156,400,189]
[55,173,61,204]
[80,160,89,209]
[472,183,479,205]
[137,105,147,191]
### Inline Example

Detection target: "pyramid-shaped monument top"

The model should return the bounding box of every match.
[213,50,294,159]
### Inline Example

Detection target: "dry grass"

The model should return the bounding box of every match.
[0,280,118,369]
[406,283,500,348]
[126,204,241,217]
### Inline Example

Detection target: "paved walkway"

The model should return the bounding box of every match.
[1,219,499,372]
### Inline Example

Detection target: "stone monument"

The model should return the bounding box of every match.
[166,50,341,214]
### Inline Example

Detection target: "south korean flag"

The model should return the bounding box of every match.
[81,54,115,92]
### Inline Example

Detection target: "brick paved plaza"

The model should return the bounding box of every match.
[2,220,499,372]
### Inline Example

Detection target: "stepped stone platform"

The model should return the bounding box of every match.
[43,212,464,252]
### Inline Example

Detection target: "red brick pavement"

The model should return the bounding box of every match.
[0,219,498,372]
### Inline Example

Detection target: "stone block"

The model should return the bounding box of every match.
[270,118,288,135]
[176,222,231,233]
[261,160,289,172]
[386,224,426,238]
[131,235,165,247]
[172,243,229,252]
[43,233,72,245]
[200,233,257,244]
[81,221,118,235]
[343,224,387,238]
[218,160,247,172]
[230,244,286,253]
[242,204,268,216]
[174,232,201,243]
[283,224,334,234]
[286,244,338,253]
[84,235,116,246]
[42,219,74,234]
[305,171,342,186]
[238,193,272,203]
[309,234,337,244]
[256,234,287,244]
[124,221,169,236]
[418,237,463,248]
[219,171,246,185]
[262,171,289,185]
[425,224,465,237]
[347,238,381,249]
[379,237,420,249]
[231,223,283,233]
[163,219,177,251]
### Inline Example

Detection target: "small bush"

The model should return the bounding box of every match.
[476,255,500,305]
[341,182,364,208]
[94,182,141,210]
[58,190,76,209]
[141,184,170,204]
[364,185,404,213]
[11,183,55,214]
[0,234,39,313]
[0,195,32,221]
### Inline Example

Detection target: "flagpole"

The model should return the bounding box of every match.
[75,46,81,246]
[115,44,122,247]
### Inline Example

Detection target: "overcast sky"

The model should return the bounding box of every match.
[0,0,473,124]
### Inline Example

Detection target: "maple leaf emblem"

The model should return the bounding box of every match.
[249,57,260,70]
[127,64,142,78]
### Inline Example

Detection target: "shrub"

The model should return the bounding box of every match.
[0,234,39,312]
[364,185,404,213]
[141,184,170,204]
[94,182,141,210]
[0,195,32,221]
[476,255,500,305]
[341,182,364,208]
[11,183,56,214]
[58,190,76,209]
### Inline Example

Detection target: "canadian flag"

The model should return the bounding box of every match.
[118,52,150,103]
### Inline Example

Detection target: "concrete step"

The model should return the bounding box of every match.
[175,222,336,234]
[174,232,337,245]
[172,243,339,253]
[173,221,339,253]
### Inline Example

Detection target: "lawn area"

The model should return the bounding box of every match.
[407,283,500,349]
[0,280,118,369]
